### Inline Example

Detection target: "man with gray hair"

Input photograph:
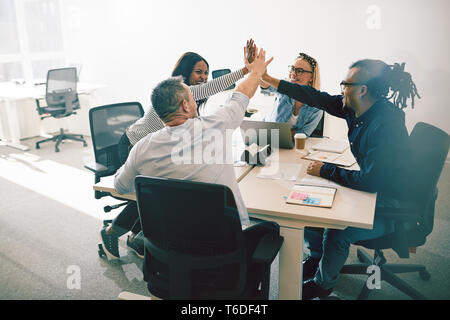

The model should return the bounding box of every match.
[100,47,275,260]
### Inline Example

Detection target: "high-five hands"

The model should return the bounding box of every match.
[246,38,256,64]
[245,46,273,78]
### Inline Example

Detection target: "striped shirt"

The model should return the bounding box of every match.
[126,69,245,146]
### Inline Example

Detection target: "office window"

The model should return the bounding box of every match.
[0,0,20,54]
[24,0,63,53]
[0,61,23,82]
[31,58,65,79]
[0,0,66,82]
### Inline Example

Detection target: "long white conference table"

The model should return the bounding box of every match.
[0,81,105,151]
[92,138,377,300]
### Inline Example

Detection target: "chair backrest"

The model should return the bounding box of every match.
[359,122,449,256]
[89,102,144,174]
[407,122,449,235]
[310,111,325,138]
[408,122,449,202]
[45,67,79,109]
[135,176,248,299]
[212,68,235,90]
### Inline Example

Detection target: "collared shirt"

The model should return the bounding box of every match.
[277,80,411,202]
[126,69,245,146]
[115,92,251,227]
[262,85,323,137]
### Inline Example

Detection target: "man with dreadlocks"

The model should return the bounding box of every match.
[262,59,420,299]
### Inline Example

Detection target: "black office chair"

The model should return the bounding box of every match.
[340,122,449,300]
[212,68,235,90]
[84,102,144,189]
[310,111,325,138]
[84,102,144,258]
[35,67,87,152]
[134,176,284,299]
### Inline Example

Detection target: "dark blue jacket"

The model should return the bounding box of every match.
[277,80,411,202]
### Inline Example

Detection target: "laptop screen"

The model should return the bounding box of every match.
[240,120,294,149]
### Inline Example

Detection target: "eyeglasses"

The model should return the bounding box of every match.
[340,81,365,92]
[289,65,313,75]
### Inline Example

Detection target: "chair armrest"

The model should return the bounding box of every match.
[375,206,421,222]
[84,162,114,176]
[376,189,438,222]
[252,233,284,265]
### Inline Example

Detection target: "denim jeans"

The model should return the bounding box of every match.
[304,207,396,290]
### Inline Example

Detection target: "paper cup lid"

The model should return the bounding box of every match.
[294,133,306,139]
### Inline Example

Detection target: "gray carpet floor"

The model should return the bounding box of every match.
[0,135,449,300]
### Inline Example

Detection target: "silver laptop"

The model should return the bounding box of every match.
[240,120,294,149]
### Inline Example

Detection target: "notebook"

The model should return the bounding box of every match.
[310,139,349,153]
[286,184,337,208]
[303,150,356,167]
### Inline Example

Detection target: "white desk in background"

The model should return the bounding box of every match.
[0,81,105,151]
[238,138,376,299]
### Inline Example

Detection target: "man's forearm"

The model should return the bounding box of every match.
[261,73,280,90]
[236,72,263,99]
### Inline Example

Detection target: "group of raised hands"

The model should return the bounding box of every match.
[243,38,273,81]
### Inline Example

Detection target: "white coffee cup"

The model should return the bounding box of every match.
[294,133,307,149]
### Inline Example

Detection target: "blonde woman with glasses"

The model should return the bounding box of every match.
[262,52,324,137]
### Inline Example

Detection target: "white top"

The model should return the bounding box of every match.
[115,91,250,226]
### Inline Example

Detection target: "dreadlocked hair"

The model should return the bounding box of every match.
[387,63,420,110]
[350,59,421,110]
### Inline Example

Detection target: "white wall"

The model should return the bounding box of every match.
[58,0,449,138]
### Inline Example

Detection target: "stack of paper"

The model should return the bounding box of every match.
[303,150,356,167]
[311,139,349,153]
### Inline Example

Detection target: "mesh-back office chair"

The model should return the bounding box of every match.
[84,102,144,188]
[35,67,87,152]
[134,176,284,299]
[341,122,449,300]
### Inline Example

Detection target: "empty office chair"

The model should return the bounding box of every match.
[134,176,284,299]
[341,122,449,300]
[35,67,87,152]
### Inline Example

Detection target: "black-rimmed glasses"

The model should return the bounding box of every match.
[340,81,365,92]
[289,65,313,75]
